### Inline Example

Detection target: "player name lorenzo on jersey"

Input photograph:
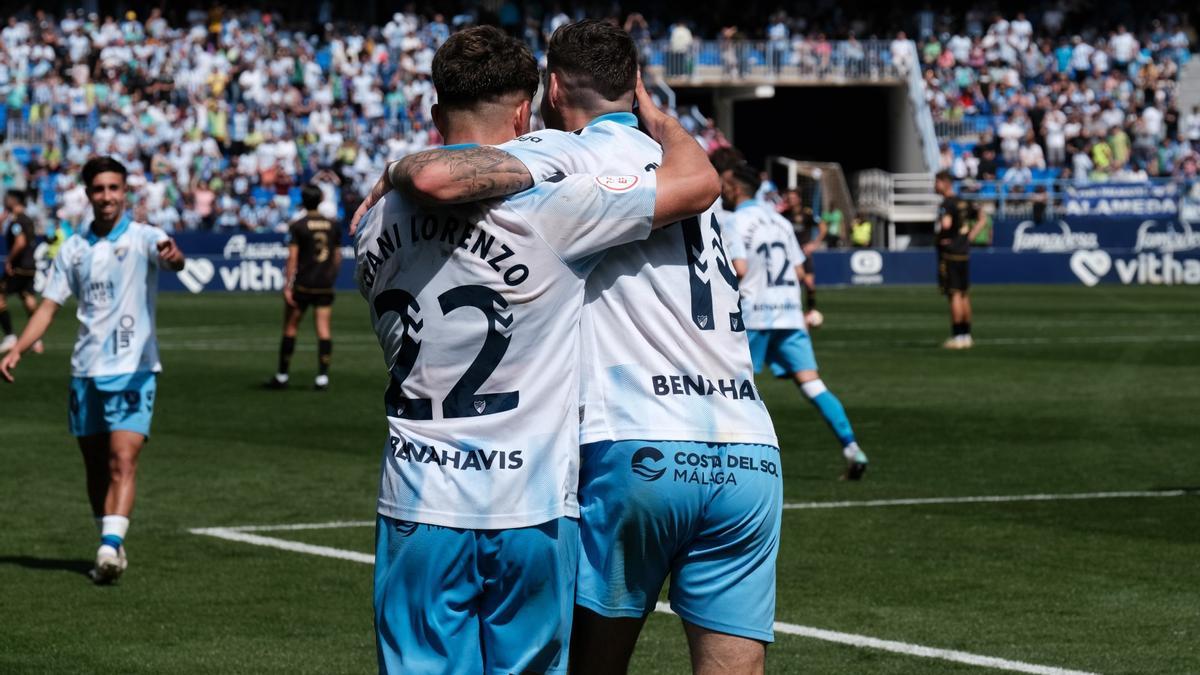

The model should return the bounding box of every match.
[500,114,778,447]
[42,217,168,377]
[727,200,808,331]
[355,169,656,530]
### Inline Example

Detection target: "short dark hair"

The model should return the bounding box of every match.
[432,26,539,109]
[81,156,128,188]
[709,147,745,173]
[5,189,26,205]
[728,163,762,195]
[301,184,323,210]
[547,19,638,102]
[935,170,953,183]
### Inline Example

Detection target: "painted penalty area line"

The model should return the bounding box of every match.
[189,527,1098,675]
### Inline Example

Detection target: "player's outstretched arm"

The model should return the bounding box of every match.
[634,76,721,227]
[0,299,60,382]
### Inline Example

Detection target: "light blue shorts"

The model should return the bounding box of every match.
[68,372,157,438]
[577,440,782,642]
[748,328,818,377]
[374,515,579,674]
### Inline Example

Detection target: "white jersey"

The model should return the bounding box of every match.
[41,217,169,378]
[726,200,807,331]
[501,114,778,447]
[355,168,656,529]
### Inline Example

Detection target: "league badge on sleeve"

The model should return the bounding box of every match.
[595,175,639,192]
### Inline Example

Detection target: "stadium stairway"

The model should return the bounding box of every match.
[1179,58,1200,118]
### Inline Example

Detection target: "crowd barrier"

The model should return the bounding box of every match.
[7,231,1200,293]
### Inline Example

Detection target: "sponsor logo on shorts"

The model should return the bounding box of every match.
[668,450,781,486]
[631,446,666,482]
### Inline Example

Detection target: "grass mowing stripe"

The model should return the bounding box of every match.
[653,603,1099,675]
[188,526,1100,675]
[782,489,1193,510]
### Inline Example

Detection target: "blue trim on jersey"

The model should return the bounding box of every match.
[441,142,480,150]
[85,214,131,245]
[587,112,638,128]
[735,199,760,212]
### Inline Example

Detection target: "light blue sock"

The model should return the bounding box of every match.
[800,379,857,447]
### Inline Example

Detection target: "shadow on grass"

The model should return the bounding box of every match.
[0,556,92,577]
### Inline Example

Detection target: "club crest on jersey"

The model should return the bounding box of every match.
[595,175,639,192]
[115,247,129,261]
[474,400,486,414]
[696,314,709,328]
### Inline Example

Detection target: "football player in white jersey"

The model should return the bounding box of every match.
[721,163,869,480]
[0,156,186,584]
[366,20,783,675]
[352,27,719,674]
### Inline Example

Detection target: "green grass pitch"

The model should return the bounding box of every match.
[1,285,1197,674]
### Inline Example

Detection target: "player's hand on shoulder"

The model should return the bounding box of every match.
[633,72,674,142]
[351,169,393,236]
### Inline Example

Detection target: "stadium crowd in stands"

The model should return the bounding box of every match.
[0,4,1194,235]
[919,11,1198,184]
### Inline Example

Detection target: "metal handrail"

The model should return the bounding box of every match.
[644,38,902,85]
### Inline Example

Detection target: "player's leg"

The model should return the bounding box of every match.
[480,517,578,674]
[570,440,697,673]
[313,302,333,390]
[374,516,483,674]
[104,430,145,518]
[77,434,111,525]
[0,285,13,351]
[266,301,304,388]
[570,610,647,675]
[19,290,43,353]
[802,257,822,329]
[668,443,782,674]
[770,331,867,479]
[682,623,765,675]
[948,291,970,348]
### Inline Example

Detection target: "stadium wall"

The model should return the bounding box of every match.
[8,229,1200,293]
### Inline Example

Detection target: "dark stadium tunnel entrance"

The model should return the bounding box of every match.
[675,84,918,175]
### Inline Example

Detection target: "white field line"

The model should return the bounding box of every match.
[189,527,374,564]
[188,524,1099,675]
[654,602,1098,675]
[782,489,1191,510]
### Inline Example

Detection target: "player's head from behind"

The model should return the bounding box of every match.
[720,163,761,211]
[301,184,323,212]
[542,19,638,131]
[934,170,953,197]
[430,26,539,145]
[4,188,26,212]
[81,156,128,226]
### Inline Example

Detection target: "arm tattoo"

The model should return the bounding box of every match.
[390,146,533,204]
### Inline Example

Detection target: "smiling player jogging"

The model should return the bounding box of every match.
[0,156,185,584]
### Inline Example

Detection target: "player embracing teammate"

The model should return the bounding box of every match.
[354,21,787,674]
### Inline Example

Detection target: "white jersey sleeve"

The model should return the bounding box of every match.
[502,116,778,447]
[352,172,655,530]
[514,173,656,264]
[41,239,77,305]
